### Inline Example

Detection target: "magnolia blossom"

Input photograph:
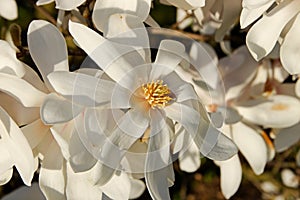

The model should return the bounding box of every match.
[44,20,238,199]
[175,45,300,198]
[0,19,145,200]
[0,0,17,20]
[241,0,300,74]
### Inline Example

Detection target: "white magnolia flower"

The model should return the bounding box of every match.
[36,0,85,10]
[176,46,293,199]
[44,20,238,200]
[0,0,17,20]
[241,0,300,74]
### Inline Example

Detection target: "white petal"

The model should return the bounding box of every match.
[215,0,242,42]
[39,141,66,199]
[274,122,300,152]
[240,0,274,29]
[27,20,69,90]
[217,155,242,199]
[54,0,85,10]
[0,40,25,77]
[179,139,201,173]
[129,178,146,199]
[68,21,105,55]
[21,119,49,149]
[165,0,205,10]
[0,143,13,175]
[0,73,47,107]
[101,172,131,200]
[92,0,151,32]
[246,0,300,60]
[236,95,300,128]
[163,72,199,102]
[36,0,54,6]
[50,122,74,160]
[2,182,46,200]
[47,71,115,107]
[40,93,82,125]
[145,164,173,200]
[65,163,103,200]
[68,129,97,172]
[0,169,13,186]
[104,13,146,38]
[151,40,185,79]
[165,102,237,160]
[281,168,299,188]
[0,0,17,20]
[0,92,40,126]
[280,13,300,74]
[0,107,35,186]
[231,122,268,175]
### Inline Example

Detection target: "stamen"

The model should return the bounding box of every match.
[142,80,172,109]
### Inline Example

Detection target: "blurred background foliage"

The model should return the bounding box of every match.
[0,0,299,199]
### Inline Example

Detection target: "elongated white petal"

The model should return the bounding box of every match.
[0,143,13,175]
[179,139,201,173]
[0,0,17,20]
[21,119,49,149]
[48,71,115,107]
[65,163,103,200]
[240,0,274,28]
[69,130,97,172]
[68,21,105,55]
[280,13,300,74]
[101,172,132,200]
[281,168,299,188]
[0,73,47,107]
[50,122,74,160]
[165,102,237,160]
[236,95,300,128]
[28,20,69,89]
[0,93,39,126]
[246,0,300,60]
[41,93,82,125]
[0,107,35,186]
[151,40,185,79]
[231,122,268,175]
[217,155,242,199]
[104,13,146,38]
[129,178,146,199]
[163,72,198,102]
[2,182,46,200]
[165,0,204,10]
[0,169,13,186]
[36,0,54,6]
[0,40,25,77]
[145,164,173,200]
[54,0,85,10]
[92,0,151,32]
[39,141,66,199]
[274,122,300,152]
[215,0,242,42]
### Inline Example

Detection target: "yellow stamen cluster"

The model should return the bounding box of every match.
[142,80,172,109]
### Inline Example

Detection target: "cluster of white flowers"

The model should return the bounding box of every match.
[0,0,299,199]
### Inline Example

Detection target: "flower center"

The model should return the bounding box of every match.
[142,80,172,109]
